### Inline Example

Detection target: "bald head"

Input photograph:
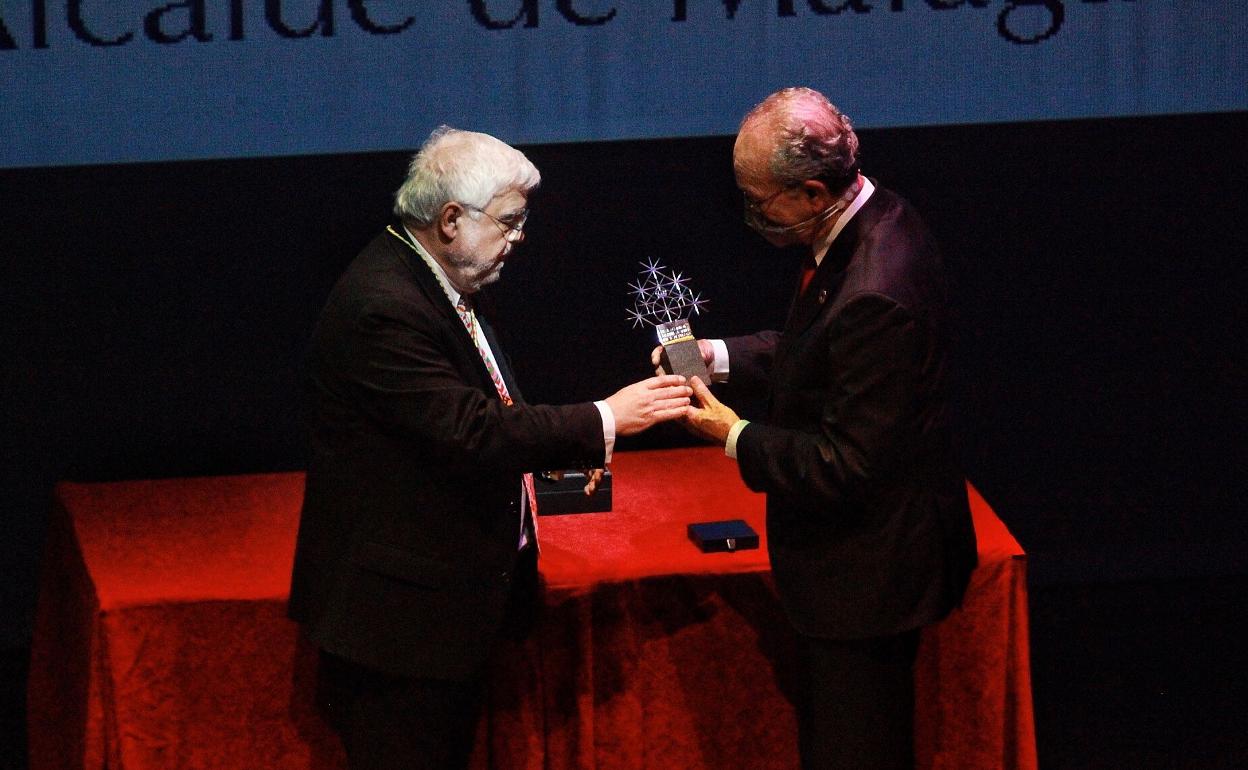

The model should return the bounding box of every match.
[734,87,860,194]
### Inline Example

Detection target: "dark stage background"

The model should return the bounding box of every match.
[3,112,1247,765]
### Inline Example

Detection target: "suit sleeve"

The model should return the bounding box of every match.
[734,294,928,518]
[722,330,781,395]
[326,301,605,473]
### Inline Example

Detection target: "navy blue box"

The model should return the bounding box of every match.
[687,519,759,553]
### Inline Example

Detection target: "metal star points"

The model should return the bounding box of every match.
[626,259,707,328]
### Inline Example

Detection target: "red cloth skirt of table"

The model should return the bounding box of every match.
[28,447,1036,770]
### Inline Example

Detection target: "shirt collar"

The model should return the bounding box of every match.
[402,224,464,309]
[813,175,875,266]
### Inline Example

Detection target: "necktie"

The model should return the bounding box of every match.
[455,297,540,542]
[798,255,818,295]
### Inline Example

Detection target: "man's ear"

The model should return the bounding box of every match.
[438,202,464,241]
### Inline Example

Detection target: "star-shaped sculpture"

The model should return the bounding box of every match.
[627,259,708,328]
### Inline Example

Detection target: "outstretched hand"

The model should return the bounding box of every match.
[605,374,691,436]
[682,376,740,444]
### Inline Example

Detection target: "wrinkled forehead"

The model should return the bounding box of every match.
[487,186,528,215]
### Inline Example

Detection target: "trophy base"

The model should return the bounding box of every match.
[656,319,710,383]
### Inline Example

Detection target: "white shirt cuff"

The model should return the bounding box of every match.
[709,339,730,383]
[593,400,616,464]
[725,419,750,459]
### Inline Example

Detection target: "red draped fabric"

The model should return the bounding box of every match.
[28,447,1036,769]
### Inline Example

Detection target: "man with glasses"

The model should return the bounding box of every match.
[667,88,978,768]
[289,126,692,769]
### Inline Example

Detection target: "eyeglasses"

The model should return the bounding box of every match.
[745,199,847,236]
[742,183,854,236]
[743,185,822,235]
[465,204,529,242]
[741,185,794,228]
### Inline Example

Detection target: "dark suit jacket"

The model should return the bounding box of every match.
[288,226,605,680]
[725,185,977,641]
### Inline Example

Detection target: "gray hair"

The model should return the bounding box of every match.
[393,126,541,226]
[741,87,860,192]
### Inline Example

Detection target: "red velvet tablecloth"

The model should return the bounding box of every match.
[28,447,1036,769]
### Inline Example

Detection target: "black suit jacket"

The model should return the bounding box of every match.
[725,185,977,641]
[288,226,605,679]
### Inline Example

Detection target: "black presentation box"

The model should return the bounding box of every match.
[535,469,612,515]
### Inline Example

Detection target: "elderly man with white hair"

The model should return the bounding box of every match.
[289,127,691,769]
[672,88,979,769]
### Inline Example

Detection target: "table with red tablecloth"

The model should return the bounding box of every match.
[28,447,1036,769]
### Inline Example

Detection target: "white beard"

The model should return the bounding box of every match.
[446,242,508,293]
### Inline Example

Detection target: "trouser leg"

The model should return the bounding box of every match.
[317,650,483,770]
[797,629,921,770]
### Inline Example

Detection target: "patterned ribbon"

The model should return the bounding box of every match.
[456,297,540,533]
